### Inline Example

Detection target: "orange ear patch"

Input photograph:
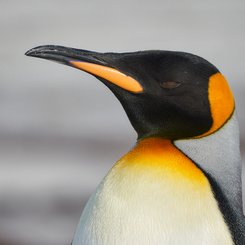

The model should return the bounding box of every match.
[198,73,234,138]
[70,61,143,93]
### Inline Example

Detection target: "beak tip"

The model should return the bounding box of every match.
[25,45,52,57]
[25,49,32,56]
[25,47,39,57]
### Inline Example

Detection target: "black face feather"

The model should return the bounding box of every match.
[26,46,219,140]
[96,51,218,139]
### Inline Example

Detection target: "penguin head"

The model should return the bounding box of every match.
[25,46,234,140]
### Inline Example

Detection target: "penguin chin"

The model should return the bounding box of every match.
[127,112,211,140]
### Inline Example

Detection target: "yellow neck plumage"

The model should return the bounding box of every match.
[113,137,208,188]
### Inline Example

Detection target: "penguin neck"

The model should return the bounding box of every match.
[115,137,208,187]
[175,112,242,203]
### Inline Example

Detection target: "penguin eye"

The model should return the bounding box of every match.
[160,81,182,89]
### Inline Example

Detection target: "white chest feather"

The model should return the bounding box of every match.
[72,138,233,245]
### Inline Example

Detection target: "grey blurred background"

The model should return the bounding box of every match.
[0,0,245,244]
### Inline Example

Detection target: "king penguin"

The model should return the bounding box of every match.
[26,46,244,245]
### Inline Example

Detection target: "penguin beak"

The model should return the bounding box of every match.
[25,45,143,93]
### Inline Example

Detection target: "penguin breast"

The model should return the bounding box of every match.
[72,138,233,245]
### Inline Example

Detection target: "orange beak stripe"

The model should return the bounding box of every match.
[70,61,143,93]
